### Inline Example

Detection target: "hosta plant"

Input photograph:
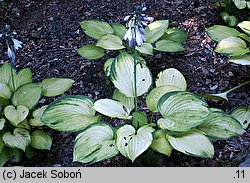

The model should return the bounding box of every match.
[41,53,245,164]
[0,62,74,166]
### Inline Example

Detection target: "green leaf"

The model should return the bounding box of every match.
[30,130,52,150]
[93,99,132,119]
[229,55,250,65]
[96,34,125,50]
[238,21,250,35]
[161,29,188,43]
[238,33,250,43]
[3,128,31,151]
[150,130,172,157]
[0,62,16,85]
[104,58,114,77]
[215,37,250,56]
[154,40,185,52]
[0,118,6,131]
[145,20,169,43]
[111,23,127,39]
[12,83,42,109]
[0,134,4,154]
[110,52,152,97]
[167,130,214,158]
[231,106,250,129]
[73,122,119,164]
[233,0,247,9]
[17,119,31,131]
[146,85,182,112]
[41,78,74,97]
[77,44,105,60]
[4,105,29,126]
[155,68,187,90]
[136,43,153,55]
[206,25,241,42]
[116,125,155,162]
[228,16,238,27]
[112,89,134,112]
[41,96,99,132]
[198,112,245,139]
[132,112,148,127]
[8,68,32,92]
[0,147,22,167]
[0,83,11,99]
[29,105,48,127]
[80,20,114,39]
[157,92,209,132]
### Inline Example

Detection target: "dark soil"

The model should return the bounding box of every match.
[0,0,249,167]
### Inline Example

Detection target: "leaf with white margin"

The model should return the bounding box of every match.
[30,130,52,150]
[215,37,250,56]
[198,112,245,139]
[167,130,214,158]
[12,83,42,109]
[238,21,250,35]
[144,20,169,43]
[112,89,134,112]
[116,125,155,162]
[231,106,250,129]
[93,99,132,119]
[41,96,99,132]
[206,25,240,42]
[110,52,152,97]
[29,105,48,127]
[0,83,11,99]
[2,128,31,151]
[104,58,115,77]
[0,62,16,85]
[73,122,119,164]
[157,92,209,132]
[0,118,6,131]
[150,130,172,157]
[97,34,125,50]
[80,20,114,39]
[229,55,250,65]
[155,68,187,91]
[146,85,181,112]
[233,0,247,9]
[8,68,32,92]
[4,105,29,126]
[17,119,31,131]
[41,78,74,97]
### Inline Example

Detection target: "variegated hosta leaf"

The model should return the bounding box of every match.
[233,0,247,9]
[150,130,172,157]
[2,128,31,151]
[155,68,187,91]
[198,112,245,139]
[12,83,42,109]
[30,130,52,150]
[238,21,250,35]
[206,25,240,42]
[73,123,119,164]
[41,96,99,132]
[157,92,209,132]
[0,83,11,99]
[167,130,214,158]
[112,89,134,112]
[231,106,250,129]
[229,55,250,65]
[215,37,250,56]
[146,85,181,112]
[8,68,32,92]
[4,105,29,126]
[144,20,169,43]
[80,20,114,39]
[116,125,155,162]
[17,119,31,131]
[0,118,6,131]
[96,34,125,50]
[110,52,152,97]
[41,78,74,97]
[29,105,48,127]
[104,58,114,77]
[0,62,16,85]
[93,99,132,119]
